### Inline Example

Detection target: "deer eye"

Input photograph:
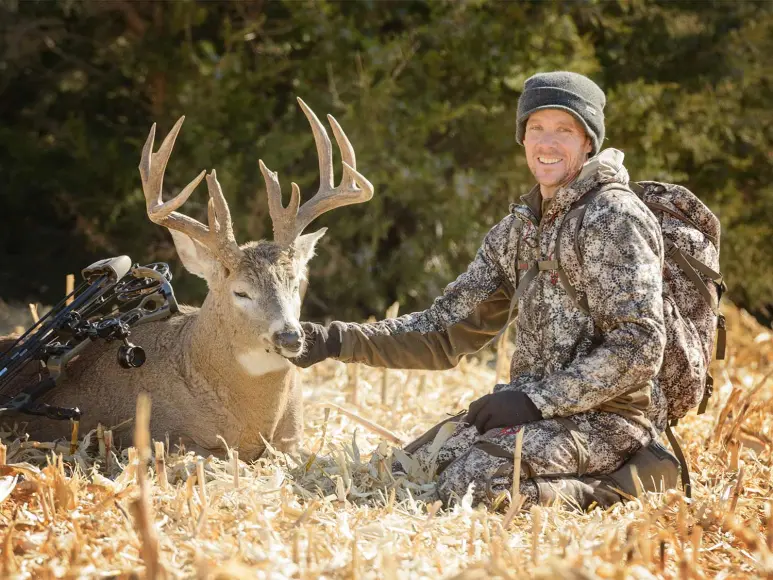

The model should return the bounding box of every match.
[233,291,251,300]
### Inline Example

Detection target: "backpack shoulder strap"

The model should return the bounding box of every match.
[555,184,633,314]
[665,422,693,498]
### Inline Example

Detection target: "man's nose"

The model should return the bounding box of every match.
[536,138,559,149]
[273,328,303,350]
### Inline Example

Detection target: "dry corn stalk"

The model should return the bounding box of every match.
[104,429,113,472]
[503,428,525,528]
[381,301,400,404]
[712,387,742,444]
[69,420,79,455]
[730,466,745,513]
[418,372,428,398]
[691,525,703,568]
[97,423,105,459]
[0,443,5,466]
[318,401,404,445]
[35,482,50,522]
[129,393,165,579]
[348,363,361,406]
[495,326,510,384]
[28,303,39,324]
[728,439,741,471]
[184,471,198,521]
[155,441,168,491]
[1,509,18,575]
[126,447,138,482]
[196,459,207,510]
[531,505,543,565]
[232,450,239,490]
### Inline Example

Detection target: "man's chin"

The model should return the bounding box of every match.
[535,178,565,189]
[534,170,571,188]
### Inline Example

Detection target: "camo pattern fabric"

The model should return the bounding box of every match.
[398,407,645,509]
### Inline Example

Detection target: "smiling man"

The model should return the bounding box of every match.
[291,71,678,510]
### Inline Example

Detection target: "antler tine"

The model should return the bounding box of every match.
[205,169,238,242]
[297,97,334,190]
[259,160,300,246]
[290,99,374,240]
[139,118,242,268]
[327,114,356,185]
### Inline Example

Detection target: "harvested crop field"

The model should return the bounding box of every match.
[1,303,772,579]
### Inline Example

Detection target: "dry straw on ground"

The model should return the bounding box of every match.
[1,302,773,578]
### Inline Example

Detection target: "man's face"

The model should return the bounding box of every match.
[523,109,593,195]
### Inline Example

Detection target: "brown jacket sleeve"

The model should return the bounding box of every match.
[337,217,517,370]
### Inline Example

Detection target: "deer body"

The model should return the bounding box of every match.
[23,305,300,459]
[8,99,373,460]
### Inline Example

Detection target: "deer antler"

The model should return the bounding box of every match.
[139,117,243,270]
[259,98,374,247]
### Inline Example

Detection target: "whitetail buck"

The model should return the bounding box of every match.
[6,98,373,458]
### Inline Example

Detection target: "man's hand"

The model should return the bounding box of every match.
[465,390,543,434]
[289,322,345,368]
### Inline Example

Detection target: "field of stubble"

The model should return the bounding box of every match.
[1,302,773,579]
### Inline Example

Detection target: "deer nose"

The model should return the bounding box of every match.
[273,329,303,351]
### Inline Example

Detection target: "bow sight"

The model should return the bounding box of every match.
[0,256,178,421]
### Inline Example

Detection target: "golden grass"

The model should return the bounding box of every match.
[1,302,772,579]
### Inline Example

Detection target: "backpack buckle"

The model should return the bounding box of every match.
[698,374,714,415]
[716,314,727,360]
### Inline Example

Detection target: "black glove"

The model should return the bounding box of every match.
[289,321,345,368]
[464,390,543,434]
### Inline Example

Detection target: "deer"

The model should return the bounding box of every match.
[2,98,373,459]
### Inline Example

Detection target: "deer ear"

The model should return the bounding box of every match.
[169,230,221,282]
[293,228,327,265]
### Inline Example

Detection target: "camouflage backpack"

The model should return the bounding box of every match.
[555,181,726,425]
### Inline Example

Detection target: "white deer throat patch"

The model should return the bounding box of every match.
[237,349,292,376]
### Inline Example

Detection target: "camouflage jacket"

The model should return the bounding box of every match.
[337,149,667,433]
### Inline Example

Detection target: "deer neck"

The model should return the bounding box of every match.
[187,300,293,392]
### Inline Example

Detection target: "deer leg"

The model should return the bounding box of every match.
[272,382,303,455]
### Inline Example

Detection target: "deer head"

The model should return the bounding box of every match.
[139,98,373,359]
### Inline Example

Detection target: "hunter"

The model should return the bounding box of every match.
[291,71,679,509]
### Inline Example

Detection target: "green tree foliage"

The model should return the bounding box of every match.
[0,0,771,321]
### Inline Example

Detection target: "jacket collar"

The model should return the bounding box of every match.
[519,184,542,221]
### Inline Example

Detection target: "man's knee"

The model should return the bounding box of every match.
[435,436,539,507]
[436,444,505,506]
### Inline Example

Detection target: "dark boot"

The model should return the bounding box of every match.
[534,440,680,510]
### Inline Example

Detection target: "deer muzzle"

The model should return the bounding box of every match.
[272,327,304,356]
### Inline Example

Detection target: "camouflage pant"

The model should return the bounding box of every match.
[402,409,650,509]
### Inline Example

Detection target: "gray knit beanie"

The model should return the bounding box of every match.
[515,71,606,156]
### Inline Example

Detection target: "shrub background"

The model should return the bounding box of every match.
[1,0,771,323]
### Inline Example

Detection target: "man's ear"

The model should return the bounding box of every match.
[293,228,327,265]
[169,230,222,283]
